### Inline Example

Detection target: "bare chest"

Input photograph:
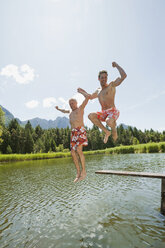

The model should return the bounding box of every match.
[69,109,83,120]
[99,86,115,100]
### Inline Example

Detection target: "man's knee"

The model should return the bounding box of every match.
[106,118,116,128]
[88,112,97,121]
[77,146,83,155]
[71,149,76,157]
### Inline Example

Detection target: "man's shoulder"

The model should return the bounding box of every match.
[78,106,84,112]
[100,84,112,92]
[108,81,115,87]
[107,82,116,90]
[95,87,102,94]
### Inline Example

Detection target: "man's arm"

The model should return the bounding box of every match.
[55,106,70,114]
[110,62,127,87]
[79,95,90,110]
[77,88,99,100]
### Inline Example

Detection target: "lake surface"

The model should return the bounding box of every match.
[0,154,165,248]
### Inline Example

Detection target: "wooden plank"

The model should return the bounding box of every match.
[161,178,165,214]
[95,170,165,179]
[95,169,165,215]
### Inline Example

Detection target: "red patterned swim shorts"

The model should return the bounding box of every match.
[70,126,88,151]
[97,107,120,122]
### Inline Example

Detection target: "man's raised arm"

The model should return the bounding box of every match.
[55,106,70,114]
[79,95,90,110]
[77,88,99,100]
[110,62,127,87]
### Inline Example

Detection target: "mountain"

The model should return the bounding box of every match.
[0,105,131,130]
[21,116,70,129]
[0,105,19,125]
[118,123,129,129]
[118,123,135,129]
[0,105,70,129]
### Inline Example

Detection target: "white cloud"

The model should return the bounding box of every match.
[72,93,85,105]
[58,97,68,105]
[0,64,36,84]
[58,97,69,109]
[43,97,57,108]
[58,97,68,104]
[58,93,85,108]
[25,100,39,109]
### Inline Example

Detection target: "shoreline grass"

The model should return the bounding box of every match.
[0,142,165,163]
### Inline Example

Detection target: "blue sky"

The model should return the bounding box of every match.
[0,0,165,131]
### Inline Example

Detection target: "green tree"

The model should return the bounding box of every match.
[10,127,21,153]
[6,145,12,154]
[34,125,43,141]
[133,137,139,145]
[25,121,33,133]
[50,139,56,152]
[0,128,11,153]
[0,107,5,126]
[34,138,45,153]
[8,119,19,132]
[25,130,34,153]
[0,107,5,145]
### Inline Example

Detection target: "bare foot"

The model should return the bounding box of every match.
[74,177,79,183]
[103,130,111,143]
[78,171,87,181]
[112,128,118,141]
[73,173,80,183]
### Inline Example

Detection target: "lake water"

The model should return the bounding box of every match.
[0,154,165,248]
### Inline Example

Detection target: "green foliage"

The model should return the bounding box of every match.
[0,128,3,144]
[0,107,5,126]
[0,152,71,162]
[0,107,5,144]
[0,142,165,162]
[56,144,64,152]
[6,145,12,154]
[147,143,159,153]
[25,129,34,153]
[159,143,165,152]
[63,148,70,153]
[133,137,139,145]
[0,118,165,157]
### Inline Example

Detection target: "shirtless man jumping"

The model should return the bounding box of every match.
[78,62,127,143]
[55,95,89,183]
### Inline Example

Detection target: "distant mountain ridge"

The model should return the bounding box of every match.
[0,105,70,129]
[0,105,130,130]
[0,105,15,125]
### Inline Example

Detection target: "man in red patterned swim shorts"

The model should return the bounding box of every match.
[55,95,89,183]
[78,62,127,143]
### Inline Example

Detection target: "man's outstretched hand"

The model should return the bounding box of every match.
[55,106,59,110]
[112,62,118,68]
[77,88,91,98]
[77,88,86,94]
[85,94,91,100]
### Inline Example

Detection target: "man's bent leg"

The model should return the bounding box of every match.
[71,149,81,182]
[106,118,118,141]
[88,113,111,143]
[77,145,86,181]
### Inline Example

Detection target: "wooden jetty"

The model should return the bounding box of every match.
[95,170,165,215]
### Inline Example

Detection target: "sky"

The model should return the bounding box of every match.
[0,0,165,131]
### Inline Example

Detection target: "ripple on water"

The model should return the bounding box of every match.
[0,154,165,248]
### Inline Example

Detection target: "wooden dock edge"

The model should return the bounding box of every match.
[95,170,165,215]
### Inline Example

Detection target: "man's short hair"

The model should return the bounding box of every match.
[98,70,108,78]
[69,98,77,103]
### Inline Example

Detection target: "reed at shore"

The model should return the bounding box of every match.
[0,142,165,163]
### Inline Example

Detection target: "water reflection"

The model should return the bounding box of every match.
[0,154,165,248]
